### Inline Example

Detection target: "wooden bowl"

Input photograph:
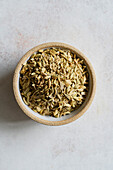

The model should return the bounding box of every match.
[13,42,96,126]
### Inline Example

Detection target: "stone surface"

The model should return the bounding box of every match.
[0,0,113,170]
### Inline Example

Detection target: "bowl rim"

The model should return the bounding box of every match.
[13,42,96,126]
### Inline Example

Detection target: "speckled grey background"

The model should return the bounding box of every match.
[0,0,113,170]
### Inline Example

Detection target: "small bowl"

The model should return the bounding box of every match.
[13,42,96,126]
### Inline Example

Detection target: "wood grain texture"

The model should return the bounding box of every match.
[13,42,96,126]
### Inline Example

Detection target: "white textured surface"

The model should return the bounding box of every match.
[0,0,113,170]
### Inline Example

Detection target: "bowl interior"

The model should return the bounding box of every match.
[17,46,92,122]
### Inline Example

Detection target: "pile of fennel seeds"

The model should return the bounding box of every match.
[19,48,89,118]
